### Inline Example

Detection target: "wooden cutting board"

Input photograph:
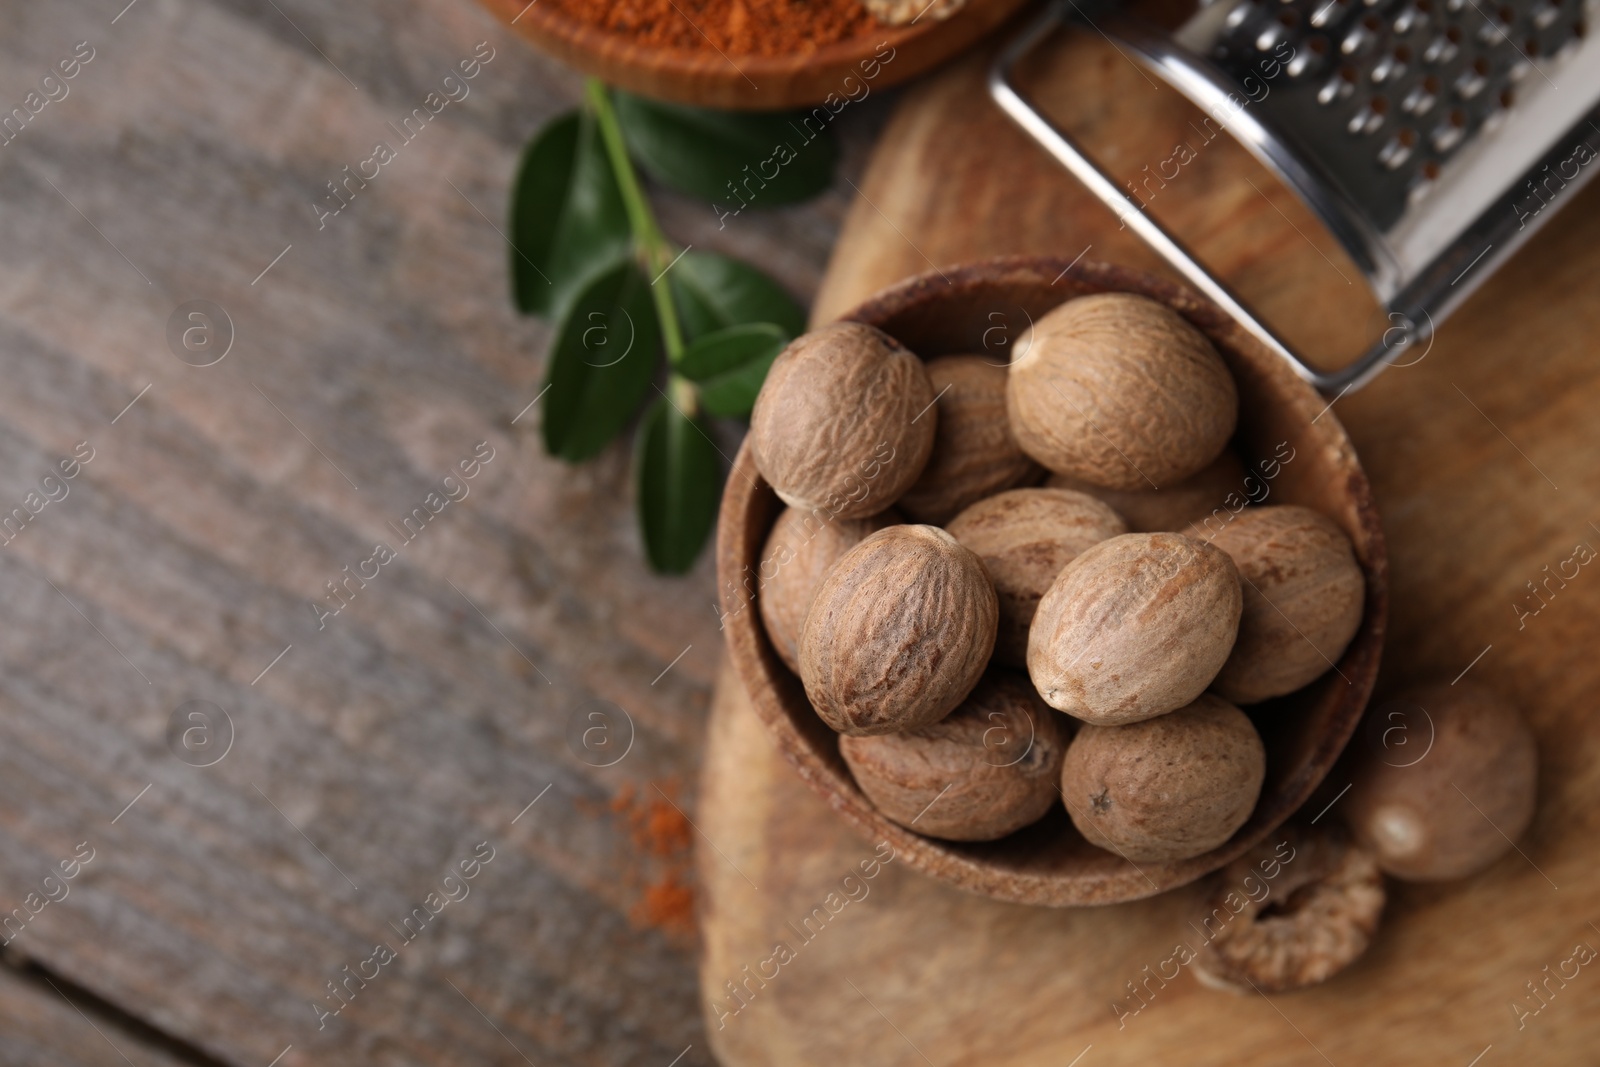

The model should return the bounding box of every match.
[695,28,1600,1067]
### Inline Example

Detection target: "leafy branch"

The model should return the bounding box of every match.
[508,79,835,572]
[587,81,688,368]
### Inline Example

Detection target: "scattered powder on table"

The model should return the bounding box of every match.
[635,873,695,933]
[608,780,697,937]
[549,0,882,58]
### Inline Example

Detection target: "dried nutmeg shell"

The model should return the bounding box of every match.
[896,355,1041,525]
[1191,505,1365,705]
[1046,449,1246,533]
[863,0,967,25]
[750,322,935,520]
[758,505,902,674]
[1027,532,1243,724]
[1060,693,1265,864]
[1343,682,1538,882]
[1194,823,1385,995]
[839,672,1070,841]
[947,488,1126,667]
[800,525,998,736]
[1007,293,1238,491]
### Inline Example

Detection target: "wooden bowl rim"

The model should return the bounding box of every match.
[717,254,1388,907]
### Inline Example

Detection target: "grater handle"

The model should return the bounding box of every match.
[988,2,1412,396]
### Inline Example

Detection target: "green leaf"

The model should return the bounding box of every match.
[612,92,837,207]
[678,323,786,418]
[541,262,661,462]
[669,250,805,342]
[509,109,632,319]
[635,395,722,574]
[678,322,787,379]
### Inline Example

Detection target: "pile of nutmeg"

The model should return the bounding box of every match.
[744,290,1541,995]
[749,293,1367,863]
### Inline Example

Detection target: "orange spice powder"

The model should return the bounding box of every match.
[635,875,696,931]
[608,781,697,937]
[549,0,882,58]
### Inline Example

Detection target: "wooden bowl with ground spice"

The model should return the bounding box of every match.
[716,256,1388,906]
[476,0,1030,110]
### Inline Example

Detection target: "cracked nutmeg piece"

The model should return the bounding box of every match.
[1027,531,1242,724]
[1192,505,1366,705]
[947,487,1126,667]
[862,0,968,24]
[799,525,997,736]
[1194,823,1386,994]
[1060,693,1265,864]
[750,321,935,521]
[1006,292,1237,491]
[839,671,1070,841]
[1343,682,1538,882]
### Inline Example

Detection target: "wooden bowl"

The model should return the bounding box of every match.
[477,0,1030,110]
[717,256,1387,906]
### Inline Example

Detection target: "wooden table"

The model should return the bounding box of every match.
[698,29,1600,1067]
[0,1,885,1063]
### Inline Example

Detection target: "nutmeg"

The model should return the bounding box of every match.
[750,322,935,520]
[1007,293,1238,491]
[1046,449,1246,533]
[946,488,1126,667]
[1027,532,1242,724]
[1061,693,1265,864]
[1342,683,1538,882]
[800,525,998,736]
[1189,506,1365,704]
[839,672,1069,841]
[896,355,1040,524]
[758,505,902,674]
[1193,823,1385,994]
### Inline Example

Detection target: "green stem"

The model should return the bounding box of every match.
[668,372,697,413]
[586,78,690,384]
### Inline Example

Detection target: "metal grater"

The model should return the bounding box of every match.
[990,0,1600,392]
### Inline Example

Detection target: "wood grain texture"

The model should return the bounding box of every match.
[700,33,1600,1067]
[0,0,886,1063]
[0,965,196,1067]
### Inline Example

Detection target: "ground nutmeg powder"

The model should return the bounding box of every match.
[549,0,883,58]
